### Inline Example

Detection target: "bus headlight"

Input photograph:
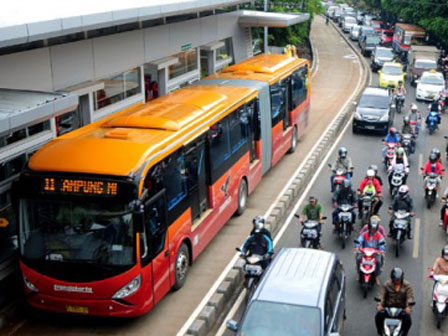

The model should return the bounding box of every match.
[23,276,38,292]
[112,274,141,299]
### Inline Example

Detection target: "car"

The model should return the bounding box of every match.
[361,35,381,56]
[353,87,393,135]
[358,26,375,47]
[363,14,374,26]
[333,8,342,22]
[350,25,362,41]
[371,46,394,72]
[378,62,406,89]
[226,248,346,336]
[416,70,446,101]
[342,16,357,33]
[371,20,384,34]
[380,29,394,47]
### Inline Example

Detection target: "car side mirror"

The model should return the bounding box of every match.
[227,320,238,332]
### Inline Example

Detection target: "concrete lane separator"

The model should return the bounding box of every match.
[413,218,421,259]
[180,19,371,336]
[215,97,356,336]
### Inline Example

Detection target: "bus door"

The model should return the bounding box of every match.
[143,192,171,304]
[185,136,208,222]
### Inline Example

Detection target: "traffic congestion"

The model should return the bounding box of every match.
[221,3,448,336]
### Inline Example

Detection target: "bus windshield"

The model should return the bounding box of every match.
[19,199,135,267]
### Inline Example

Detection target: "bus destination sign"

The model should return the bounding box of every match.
[42,177,118,197]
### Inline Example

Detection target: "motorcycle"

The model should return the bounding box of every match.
[427,110,440,135]
[445,135,448,161]
[395,93,405,114]
[389,164,406,197]
[300,219,322,249]
[422,171,440,209]
[328,164,352,193]
[440,92,448,114]
[335,203,354,249]
[428,270,448,329]
[390,210,411,257]
[374,298,416,336]
[360,192,374,226]
[236,248,267,299]
[356,246,383,298]
[441,199,448,236]
[384,142,397,170]
[409,119,419,138]
[401,134,414,156]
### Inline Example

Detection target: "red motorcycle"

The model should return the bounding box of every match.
[440,92,448,114]
[383,142,397,170]
[442,199,448,236]
[328,164,351,194]
[356,247,383,298]
[409,119,419,137]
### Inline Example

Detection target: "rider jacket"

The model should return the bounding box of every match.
[389,156,409,174]
[333,188,358,205]
[359,178,383,196]
[390,196,414,213]
[379,279,415,309]
[241,234,273,256]
[422,161,444,176]
[385,133,401,144]
[332,157,353,172]
[355,231,386,251]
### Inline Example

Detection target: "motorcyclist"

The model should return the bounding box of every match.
[376,267,415,336]
[330,147,353,192]
[422,153,444,178]
[388,185,414,239]
[440,187,448,227]
[430,245,448,276]
[427,98,442,128]
[300,196,324,242]
[388,147,409,186]
[354,217,386,282]
[360,215,387,237]
[431,147,442,163]
[369,164,383,186]
[332,179,358,231]
[401,117,416,153]
[241,220,274,269]
[358,169,383,215]
[406,104,421,135]
[394,80,406,104]
[382,127,401,158]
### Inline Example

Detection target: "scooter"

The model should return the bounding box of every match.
[335,203,354,249]
[395,93,405,114]
[296,214,326,249]
[427,110,440,135]
[409,120,419,138]
[356,246,383,298]
[401,134,414,156]
[360,192,374,227]
[328,163,352,194]
[390,210,411,257]
[384,142,397,170]
[428,269,448,329]
[236,248,268,299]
[374,298,416,336]
[422,171,440,209]
[389,164,406,197]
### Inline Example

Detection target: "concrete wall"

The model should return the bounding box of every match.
[0,12,248,92]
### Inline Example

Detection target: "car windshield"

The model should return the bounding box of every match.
[239,301,321,336]
[376,49,393,58]
[366,36,380,45]
[382,65,402,75]
[415,60,437,70]
[19,199,135,266]
[359,94,389,109]
[421,75,444,85]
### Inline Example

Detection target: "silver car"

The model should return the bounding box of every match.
[227,248,346,336]
[350,25,362,41]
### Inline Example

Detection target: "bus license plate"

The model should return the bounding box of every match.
[66,305,89,314]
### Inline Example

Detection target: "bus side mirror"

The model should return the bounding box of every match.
[134,204,145,233]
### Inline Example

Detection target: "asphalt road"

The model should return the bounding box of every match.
[221,21,448,336]
[3,16,364,336]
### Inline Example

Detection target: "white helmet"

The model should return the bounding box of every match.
[367,169,375,178]
[410,104,418,111]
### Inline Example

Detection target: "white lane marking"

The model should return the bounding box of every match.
[215,98,356,336]
[344,54,357,59]
[413,218,421,259]
[177,23,366,336]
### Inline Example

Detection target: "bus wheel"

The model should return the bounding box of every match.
[173,243,190,290]
[288,126,298,154]
[235,178,248,216]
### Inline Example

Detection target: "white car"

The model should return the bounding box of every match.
[343,16,357,33]
[416,70,445,101]
[350,25,362,41]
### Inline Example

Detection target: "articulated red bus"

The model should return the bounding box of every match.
[16,54,310,317]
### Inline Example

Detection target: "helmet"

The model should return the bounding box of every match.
[370,215,381,226]
[396,147,404,156]
[343,179,351,189]
[430,153,438,163]
[338,147,348,159]
[369,164,378,174]
[367,169,375,178]
[398,185,409,198]
[253,216,266,233]
[410,103,418,111]
[391,267,404,283]
[403,116,409,125]
[368,220,379,232]
[442,245,448,261]
[431,148,441,159]
[389,127,397,135]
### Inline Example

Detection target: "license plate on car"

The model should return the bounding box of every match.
[66,305,89,314]
[365,125,375,130]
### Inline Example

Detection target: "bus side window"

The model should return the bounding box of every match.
[290,65,308,110]
[247,99,259,162]
[270,81,287,126]
[228,105,250,155]
[162,150,188,212]
[208,119,231,182]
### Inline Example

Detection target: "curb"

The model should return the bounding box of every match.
[185,17,372,336]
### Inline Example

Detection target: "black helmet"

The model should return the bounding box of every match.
[338,147,348,159]
[253,216,265,233]
[431,148,441,159]
[343,179,351,189]
[391,267,404,283]
[430,153,438,163]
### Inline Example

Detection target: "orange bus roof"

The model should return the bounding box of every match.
[208,54,309,84]
[396,23,426,33]
[29,85,257,177]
